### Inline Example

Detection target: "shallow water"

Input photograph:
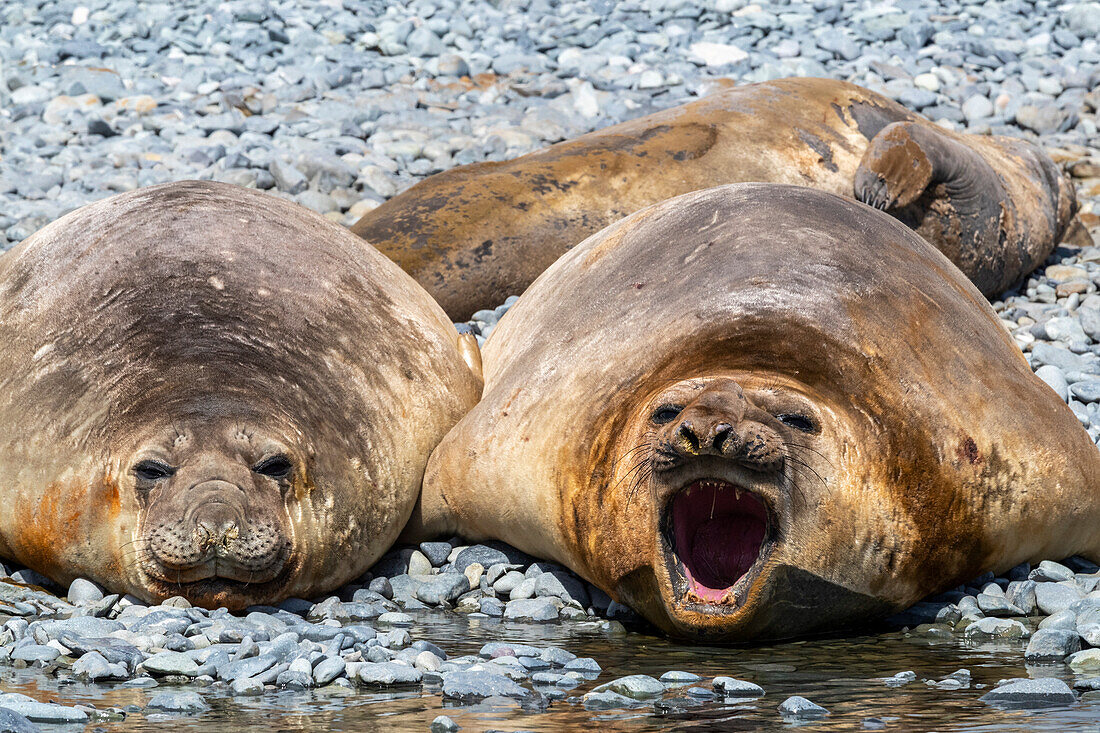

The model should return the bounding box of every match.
[3,612,1098,732]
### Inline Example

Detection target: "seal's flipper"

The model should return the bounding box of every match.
[457,332,484,389]
[854,121,935,210]
[856,121,1012,296]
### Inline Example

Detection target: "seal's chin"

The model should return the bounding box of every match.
[142,558,296,610]
[662,479,773,609]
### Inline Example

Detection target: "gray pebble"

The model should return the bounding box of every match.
[713,677,765,697]
[145,691,209,712]
[1025,628,1083,661]
[980,678,1076,707]
[778,696,829,719]
[442,670,531,700]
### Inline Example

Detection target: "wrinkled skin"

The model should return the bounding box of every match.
[409,184,1100,641]
[0,181,482,609]
[353,76,1078,321]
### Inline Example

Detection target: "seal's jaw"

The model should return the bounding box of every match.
[661,478,776,611]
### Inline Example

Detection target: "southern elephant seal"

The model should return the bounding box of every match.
[352,76,1078,320]
[0,180,482,610]
[409,183,1100,641]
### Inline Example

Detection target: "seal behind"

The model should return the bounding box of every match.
[353,77,1078,320]
[0,180,483,610]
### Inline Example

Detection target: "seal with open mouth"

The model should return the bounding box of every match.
[352,76,1079,321]
[0,180,482,610]
[408,183,1100,640]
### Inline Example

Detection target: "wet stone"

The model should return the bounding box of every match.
[1068,649,1100,672]
[504,597,561,622]
[377,612,413,627]
[980,678,1076,707]
[230,677,264,696]
[71,651,118,681]
[592,674,664,700]
[778,696,829,719]
[141,651,201,677]
[1031,560,1076,582]
[0,694,87,724]
[582,690,644,710]
[146,691,209,712]
[1035,582,1085,614]
[1039,609,1078,631]
[430,715,459,733]
[417,574,470,606]
[65,578,104,605]
[541,647,575,666]
[1025,628,1082,661]
[0,708,38,733]
[963,617,1030,639]
[713,677,766,696]
[976,593,1024,616]
[419,542,453,567]
[883,671,916,687]
[660,670,702,685]
[563,657,601,673]
[12,646,59,664]
[357,662,422,686]
[442,670,531,700]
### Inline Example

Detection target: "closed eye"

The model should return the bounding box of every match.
[777,413,816,433]
[133,460,176,482]
[253,455,293,479]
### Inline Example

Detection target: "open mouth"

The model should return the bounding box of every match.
[662,479,773,607]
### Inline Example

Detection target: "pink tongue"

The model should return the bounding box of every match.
[671,482,768,603]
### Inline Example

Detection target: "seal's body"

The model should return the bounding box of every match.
[0,181,482,609]
[354,77,1077,320]
[411,184,1100,641]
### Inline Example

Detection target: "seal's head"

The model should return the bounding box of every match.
[645,378,813,629]
[0,181,481,609]
[121,414,299,608]
[419,183,1100,641]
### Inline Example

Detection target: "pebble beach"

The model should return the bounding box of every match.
[2,0,1100,730]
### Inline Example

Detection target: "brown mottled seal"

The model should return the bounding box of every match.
[353,76,1078,320]
[0,180,482,610]
[409,183,1100,641]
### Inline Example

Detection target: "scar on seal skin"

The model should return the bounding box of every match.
[0,180,482,610]
[407,184,1100,641]
[352,76,1078,321]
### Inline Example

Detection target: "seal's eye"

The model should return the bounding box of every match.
[777,413,817,433]
[651,405,683,424]
[254,455,293,479]
[133,460,176,481]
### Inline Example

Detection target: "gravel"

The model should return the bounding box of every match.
[0,0,1099,727]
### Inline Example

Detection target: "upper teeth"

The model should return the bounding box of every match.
[693,480,742,497]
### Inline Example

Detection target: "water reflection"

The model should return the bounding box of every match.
[2,611,1098,732]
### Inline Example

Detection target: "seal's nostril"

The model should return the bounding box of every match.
[712,424,733,452]
[677,422,700,453]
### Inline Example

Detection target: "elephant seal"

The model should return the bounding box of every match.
[353,76,1078,320]
[409,183,1100,641]
[0,180,482,610]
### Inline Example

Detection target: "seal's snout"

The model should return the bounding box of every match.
[192,500,242,551]
[655,379,785,474]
